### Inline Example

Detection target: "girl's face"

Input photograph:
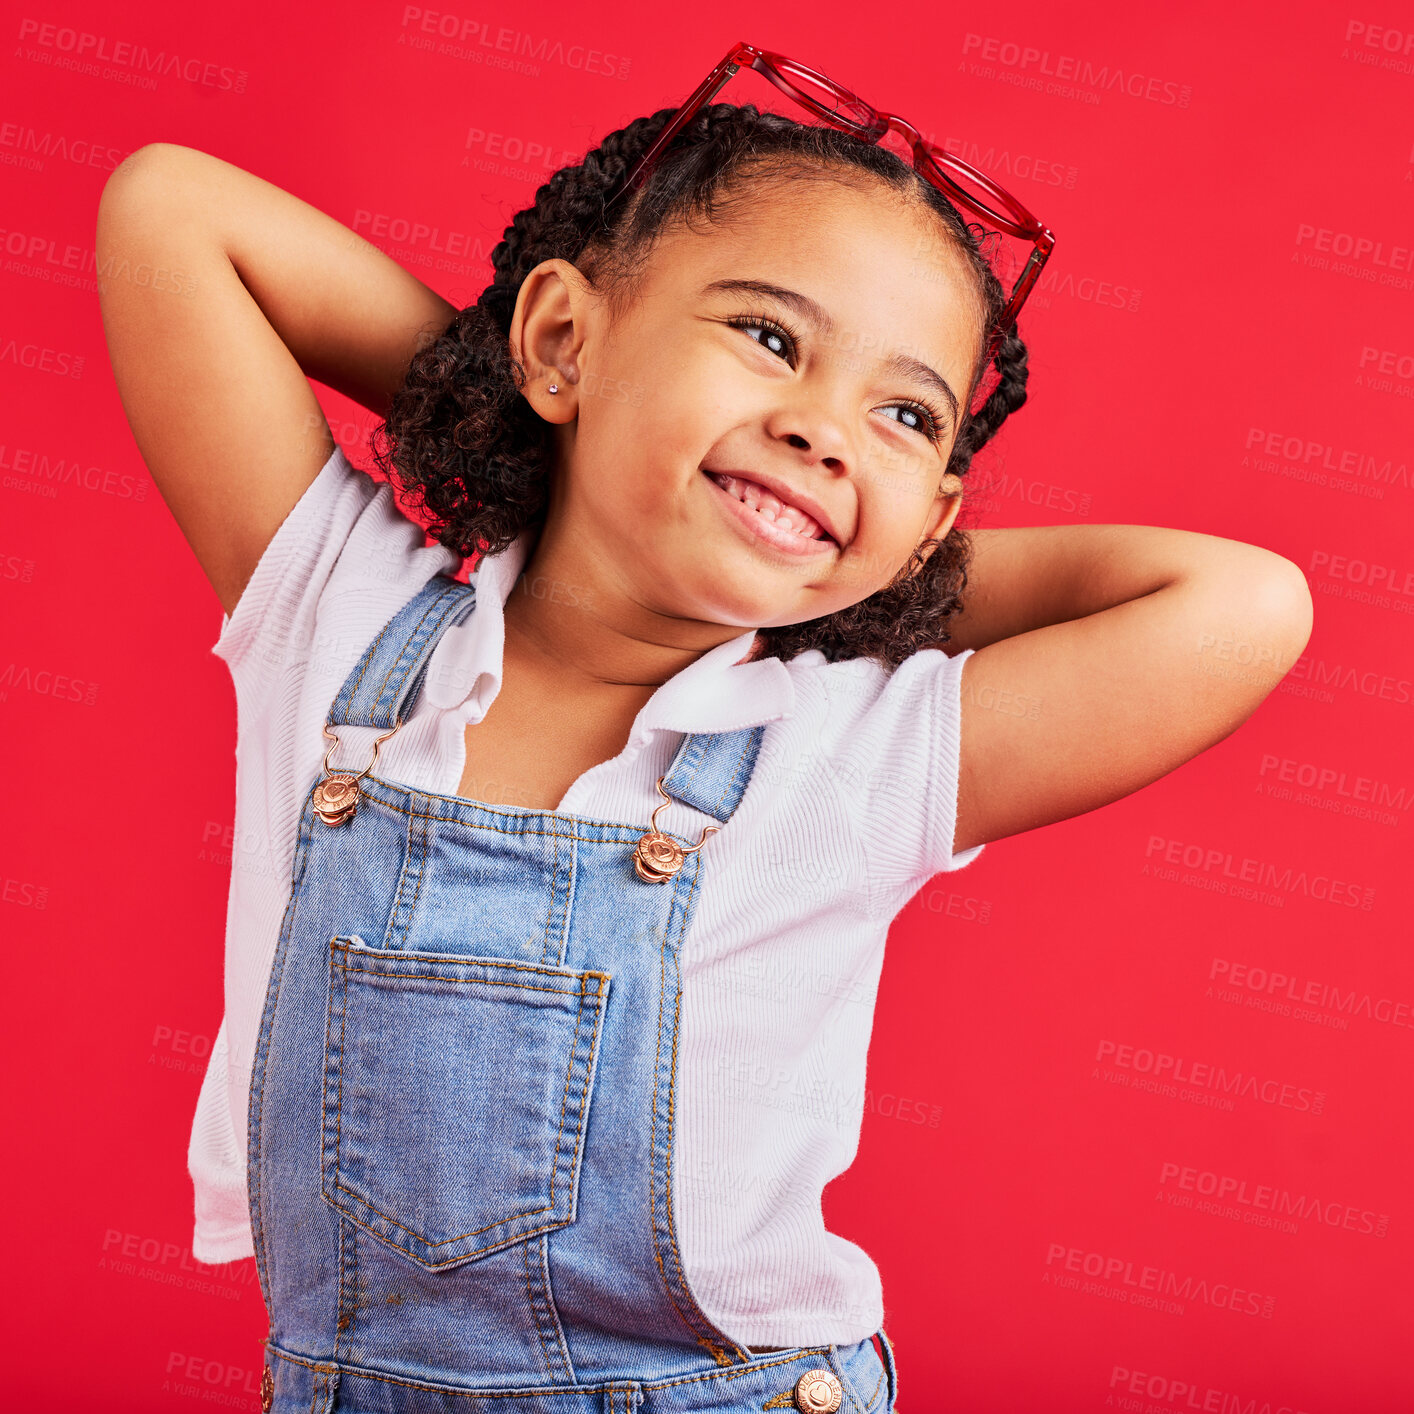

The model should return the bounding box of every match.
[515,177,982,637]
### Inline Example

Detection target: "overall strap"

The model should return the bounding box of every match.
[327,573,478,729]
[659,724,765,824]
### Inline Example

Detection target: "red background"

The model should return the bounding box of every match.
[3,1,1411,1409]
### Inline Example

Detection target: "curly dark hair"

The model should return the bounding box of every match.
[370,101,1031,668]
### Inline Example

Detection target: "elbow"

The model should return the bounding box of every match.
[1251,553,1315,664]
[100,143,197,213]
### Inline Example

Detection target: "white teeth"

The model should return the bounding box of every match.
[714,473,825,540]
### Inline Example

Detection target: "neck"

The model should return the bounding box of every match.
[500,518,757,697]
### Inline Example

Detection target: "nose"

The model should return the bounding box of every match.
[764,393,854,476]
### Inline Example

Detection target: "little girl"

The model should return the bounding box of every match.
[97,75,1312,1414]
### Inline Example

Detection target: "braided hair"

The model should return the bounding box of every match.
[370,102,1031,668]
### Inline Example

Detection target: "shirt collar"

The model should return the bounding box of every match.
[422,528,796,741]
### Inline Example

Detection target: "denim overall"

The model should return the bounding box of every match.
[246,570,901,1414]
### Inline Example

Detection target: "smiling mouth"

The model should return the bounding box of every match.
[703,471,836,555]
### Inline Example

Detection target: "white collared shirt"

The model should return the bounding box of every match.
[193,444,983,1348]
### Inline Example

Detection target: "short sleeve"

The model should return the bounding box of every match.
[835,645,985,900]
[918,647,985,877]
[210,445,378,691]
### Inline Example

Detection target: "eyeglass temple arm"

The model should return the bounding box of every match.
[1009,233,1055,314]
[619,44,759,196]
[978,230,1056,364]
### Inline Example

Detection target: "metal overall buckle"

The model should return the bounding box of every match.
[312,718,403,827]
[632,777,719,884]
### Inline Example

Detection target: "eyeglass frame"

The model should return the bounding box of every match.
[605,40,1057,375]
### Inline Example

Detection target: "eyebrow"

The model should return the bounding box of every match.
[700,277,960,427]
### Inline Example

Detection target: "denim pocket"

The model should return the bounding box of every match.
[321,935,610,1270]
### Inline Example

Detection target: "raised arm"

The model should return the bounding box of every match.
[96,142,458,618]
[946,524,1315,853]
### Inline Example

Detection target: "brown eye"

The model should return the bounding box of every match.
[725,314,797,364]
[879,403,944,443]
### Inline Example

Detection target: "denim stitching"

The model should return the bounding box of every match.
[647,878,717,1355]
[536,1232,575,1382]
[521,1233,569,1381]
[825,1349,868,1414]
[330,967,602,993]
[644,852,749,1364]
[402,798,433,946]
[268,1341,833,1395]
[328,998,357,1352]
[668,729,756,824]
[548,821,577,968]
[665,893,746,1363]
[338,581,439,720]
[367,584,464,723]
[375,586,464,720]
[385,795,425,949]
[519,1237,543,1372]
[325,948,607,1253]
[333,940,605,984]
[710,731,757,817]
[329,961,603,1228]
[676,733,711,798]
[547,962,593,1212]
[335,1202,355,1350]
[863,1365,886,1410]
[357,780,685,842]
[877,1327,898,1411]
[247,794,318,1317]
[540,826,562,966]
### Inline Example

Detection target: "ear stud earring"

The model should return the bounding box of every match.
[547,382,559,394]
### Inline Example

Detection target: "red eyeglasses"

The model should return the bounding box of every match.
[609,40,1057,371]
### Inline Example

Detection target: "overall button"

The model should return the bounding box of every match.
[260,1363,274,1412]
[794,1367,843,1413]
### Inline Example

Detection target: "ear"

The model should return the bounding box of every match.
[920,471,966,548]
[508,258,593,426]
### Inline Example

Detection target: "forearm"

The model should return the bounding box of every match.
[116,143,459,417]
[943,523,1305,653]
